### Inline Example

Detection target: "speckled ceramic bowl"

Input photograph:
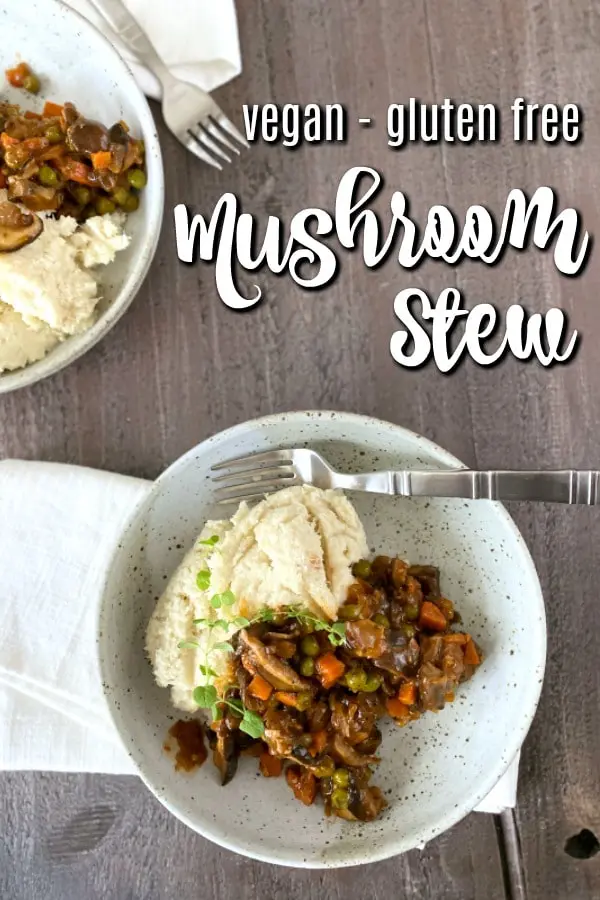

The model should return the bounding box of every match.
[98,412,546,868]
[0,0,164,393]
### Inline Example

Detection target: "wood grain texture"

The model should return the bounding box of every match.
[1,0,600,897]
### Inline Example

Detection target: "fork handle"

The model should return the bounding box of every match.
[87,0,176,86]
[342,469,600,504]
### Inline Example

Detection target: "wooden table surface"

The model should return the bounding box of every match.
[2,1,600,897]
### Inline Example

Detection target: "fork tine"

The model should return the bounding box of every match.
[215,112,249,149]
[214,477,300,504]
[190,126,232,164]
[202,118,240,156]
[206,119,240,155]
[184,135,222,170]
[211,449,294,472]
[212,465,296,485]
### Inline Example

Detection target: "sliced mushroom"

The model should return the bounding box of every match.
[7,178,62,212]
[66,117,109,155]
[0,202,42,252]
[211,721,239,786]
[348,785,387,822]
[330,733,377,768]
[238,630,311,692]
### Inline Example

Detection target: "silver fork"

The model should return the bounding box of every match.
[211,448,600,506]
[88,0,248,168]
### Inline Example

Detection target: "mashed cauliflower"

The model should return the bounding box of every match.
[0,301,60,370]
[146,485,369,712]
[0,192,130,372]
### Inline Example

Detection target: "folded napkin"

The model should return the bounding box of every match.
[0,460,517,810]
[65,0,241,99]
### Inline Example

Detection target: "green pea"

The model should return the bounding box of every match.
[314,757,336,778]
[123,193,139,213]
[300,635,320,657]
[95,196,116,216]
[297,733,313,748]
[402,623,416,640]
[299,657,315,677]
[362,672,383,693]
[331,788,349,809]
[352,559,372,580]
[127,167,146,190]
[23,73,40,94]
[45,124,63,144]
[295,691,312,712]
[373,613,390,628]
[332,768,349,788]
[73,186,91,206]
[38,165,58,187]
[338,603,361,621]
[404,603,420,621]
[112,187,130,207]
[344,668,367,693]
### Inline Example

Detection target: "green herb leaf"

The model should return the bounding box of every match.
[233,616,250,628]
[199,535,220,546]
[178,640,200,649]
[212,619,229,631]
[210,703,223,721]
[193,684,217,709]
[259,608,275,623]
[313,620,327,631]
[329,621,347,646]
[213,642,232,653]
[210,594,222,609]
[198,664,218,677]
[193,617,208,626]
[240,709,265,739]
[226,697,244,715]
[196,569,211,591]
[220,590,236,607]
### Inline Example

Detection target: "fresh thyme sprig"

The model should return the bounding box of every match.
[180,565,265,736]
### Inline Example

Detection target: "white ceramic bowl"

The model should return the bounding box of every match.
[0,0,164,393]
[98,412,546,868]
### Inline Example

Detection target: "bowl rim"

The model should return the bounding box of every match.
[98,410,547,868]
[0,0,165,394]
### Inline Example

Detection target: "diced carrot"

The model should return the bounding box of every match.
[397,681,417,706]
[57,158,95,185]
[385,697,410,720]
[443,632,468,645]
[5,62,30,88]
[0,133,19,148]
[274,691,304,709]
[286,765,317,805]
[91,150,112,171]
[464,637,481,666]
[309,730,328,757]
[43,101,63,117]
[24,111,42,120]
[259,752,282,777]
[315,652,346,689]
[419,600,447,632]
[248,674,273,701]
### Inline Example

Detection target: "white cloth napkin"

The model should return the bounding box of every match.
[0,460,518,810]
[64,0,241,99]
